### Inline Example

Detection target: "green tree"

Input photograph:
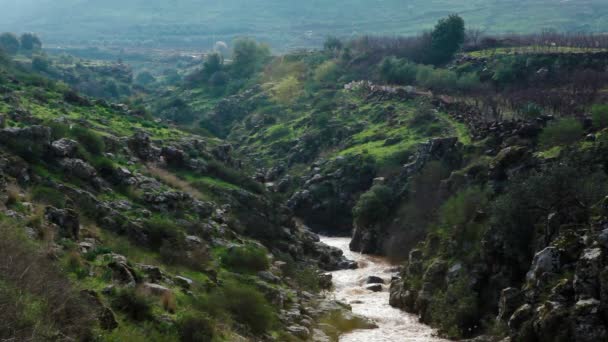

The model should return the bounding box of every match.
[20,33,42,52]
[203,52,223,78]
[135,71,156,86]
[0,33,20,55]
[429,14,465,65]
[231,38,270,78]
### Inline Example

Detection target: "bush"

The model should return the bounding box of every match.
[142,217,181,249]
[31,185,66,208]
[0,222,95,340]
[178,314,214,342]
[592,104,608,129]
[70,126,105,155]
[314,60,341,84]
[429,277,480,338]
[231,38,271,79]
[206,160,264,194]
[353,185,393,227]
[209,280,274,334]
[220,244,269,273]
[112,288,153,321]
[0,33,19,55]
[379,57,417,85]
[538,118,583,148]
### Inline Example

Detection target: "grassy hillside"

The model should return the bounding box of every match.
[1,0,608,50]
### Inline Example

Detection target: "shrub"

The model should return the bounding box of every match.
[209,280,274,334]
[31,185,66,208]
[220,244,270,273]
[206,160,264,194]
[112,288,153,321]
[314,60,341,84]
[429,277,480,338]
[439,186,488,229]
[70,126,105,155]
[379,57,417,85]
[231,38,271,79]
[0,33,19,55]
[353,185,393,227]
[272,76,302,105]
[0,222,95,340]
[538,118,583,148]
[178,314,214,342]
[592,104,608,129]
[142,217,181,249]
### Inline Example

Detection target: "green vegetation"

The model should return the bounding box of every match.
[353,185,393,227]
[539,118,584,148]
[592,104,608,129]
[219,244,270,273]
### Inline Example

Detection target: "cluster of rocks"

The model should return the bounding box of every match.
[287,155,376,235]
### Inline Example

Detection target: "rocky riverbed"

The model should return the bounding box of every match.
[321,236,447,342]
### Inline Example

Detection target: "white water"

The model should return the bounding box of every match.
[320,236,448,342]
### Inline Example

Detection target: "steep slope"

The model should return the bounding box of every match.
[0,51,372,341]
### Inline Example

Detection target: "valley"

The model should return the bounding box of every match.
[2,8,608,342]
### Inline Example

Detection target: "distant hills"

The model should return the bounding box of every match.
[1,0,607,51]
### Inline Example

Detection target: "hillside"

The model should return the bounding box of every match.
[1,0,608,50]
[5,11,608,341]
[0,49,378,341]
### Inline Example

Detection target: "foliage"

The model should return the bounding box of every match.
[0,222,95,340]
[592,104,608,129]
[31,185,67,208]
[353,184,393,226]
[324,36,343,53]
[70,126,106,155]
[32,55,50,72]
[220,243,270,273]
[208,280,275,334]
[203,52,224,80]
[112,288,153,321]
[429,276,480,338]
[539,118,583,148]
[429,14,466,65]
[272,75,302,105]
[0,32,19,55]
[177,314,214,342]
[379,57,417,84]
[135,71,156,86]
[206,159,265,194]
[20,33,42,52]
[231,38,271,79]
[314,60,341,84]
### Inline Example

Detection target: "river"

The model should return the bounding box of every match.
[320,236,448,342]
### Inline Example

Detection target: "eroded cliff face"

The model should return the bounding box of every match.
[386,115,608,340]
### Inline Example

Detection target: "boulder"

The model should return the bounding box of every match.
[141,283,171,296]
[287,325,310,340]
[365,284,383,292]
[138,264,163,282]
[574,248,603,300]
[45,206,80,240]
[128,132,161,161]
[365,276,385,284]
[508,304,533,331]
[573,299,608,342]
[174,276,194,289]
[51,138,78,158]
[59,158,97,180]
[497,288,523,322]
[526,247,560,283]
[319,273,333,290]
